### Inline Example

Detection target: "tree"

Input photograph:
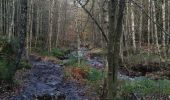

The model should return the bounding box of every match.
[8,0,15,42]
[131,1,136,51]
[162,0,166,56]
[48,0,55,52]
[152,0,160,54]
[15,0,27,68]
[107,0,125,99]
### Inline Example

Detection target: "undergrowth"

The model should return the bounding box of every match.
[119,77,170,98]
[33,47,70,60]
[0,38,30,83]
[63,55,105,97]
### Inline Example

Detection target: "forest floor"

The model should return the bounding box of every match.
[1,47,170,100]
[1,55,97,100]
[1,48,101,100]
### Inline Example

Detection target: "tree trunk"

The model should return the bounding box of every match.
[131,1,136,51]
[8,0,15,42]
[26,0,33,59]
[148,0,151,53]
[167,1,170,45]
[56,2,61,48]
[29,0,33,54]
[48,0,55,53]
[152,0,160,54]
[15,0,27,69]
[162,0,166,57]
[35,1,40,48]
[168,1,170,45]
[0,0,2,34]
[139,0,143,49]
[107,0,125,99]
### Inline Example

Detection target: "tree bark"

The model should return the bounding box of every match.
[162,0,166,56]
[8,0,15,42]
[48,0,55,52]
[168,1,170,45]
[152,0,160,54]
[167,1,170,45]
[107,0,125,99]
[131,1,136,51]
[139,0,143,49]
[15,0,27,68]
[148,0,151,53]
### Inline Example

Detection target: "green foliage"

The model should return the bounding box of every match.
[0,58,30,82]
[63,56,86,66]
[63,56,78,66]
[87,68,104,81]
[158,79,170,95]
[0,37,30,82]
[120,77,170,97]
[33,47,69,59]
[64,56,104,82]
[0,59,13,81]
[51,48,65,58]
[41,50,49,56]
[19,60,31,69]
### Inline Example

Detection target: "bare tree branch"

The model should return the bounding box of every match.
[76,0,108,43]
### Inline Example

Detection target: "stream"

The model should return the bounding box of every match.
[6,48,138,100]
[8,56,86,100]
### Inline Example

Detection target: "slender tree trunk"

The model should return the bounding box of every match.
[26,0,32,59]
[151,2,154,45]
[0,0,2,34]
[35,2,40,48]
[76,21,81,67]
[48,0,55,52]
[139,0,143,49]
[62,0,68,45]
[125,4,129,58]
[167,1,170,45]
[8,0,15,42]
[148,0,151,53]
[162,0,166,56]
[2,0,6,35]
[131,1,136,51]
[168,1,170,45]
[152,0,160,53]
[29,0,33,54]
[6,0,8,35]
[56,2,61,47]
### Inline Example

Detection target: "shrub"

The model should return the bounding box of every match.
[120,77,170,97]
[0,59,13,81]
[87,68,103,81]
[0,38,30,82]
[63,56,78,66]
[51,48,65,58]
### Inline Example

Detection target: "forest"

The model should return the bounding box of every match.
[0,0,170,100]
